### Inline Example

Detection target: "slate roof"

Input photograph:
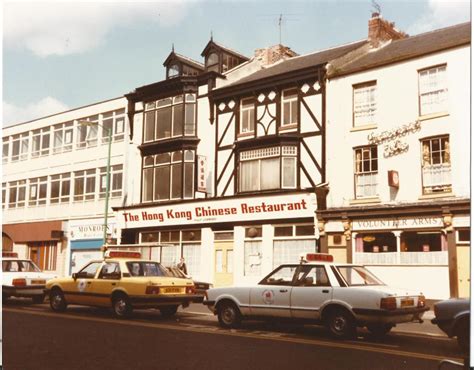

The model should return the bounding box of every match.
[221,40,367,89]
[329,22,471,77]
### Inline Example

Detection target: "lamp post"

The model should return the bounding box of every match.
[78,120,112,248]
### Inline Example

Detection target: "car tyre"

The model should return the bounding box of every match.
[32,294,45,304]
[112,294,132,319]
[159,305,179,318]
[49,289,67,312]
[367,323,393,337]
[217,301,241,328]
[325,308,356,339]
[455,318,470,352]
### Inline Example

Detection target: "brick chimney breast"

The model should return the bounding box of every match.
[368,13,408,48]
[254,44,298,67]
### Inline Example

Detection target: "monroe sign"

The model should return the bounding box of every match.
[118,193,316,229]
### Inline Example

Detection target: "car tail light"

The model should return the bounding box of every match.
[417,295,426,308]
[380,297,397,310]
[186,286,196,295]
[146,286,160,294]
[12,278,27,287]
[204,291,208,300]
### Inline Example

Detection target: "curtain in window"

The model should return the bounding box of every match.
[241,161,259,191]
[244,241,262,276]
[273,239,315,269]
[441,234,448,251]
[161,244,178,267]
[355,236,364,252]
[182,244,200,278]
[260,158,280,190]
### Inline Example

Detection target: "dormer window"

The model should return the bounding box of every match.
[206,53,219,72]
[168,64,180,78]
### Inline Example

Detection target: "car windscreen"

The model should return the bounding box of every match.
[2,260,41,272]
[126,262,169,277]
[336,266,384,286]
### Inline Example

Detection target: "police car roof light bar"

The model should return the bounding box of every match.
[305,253,334,262]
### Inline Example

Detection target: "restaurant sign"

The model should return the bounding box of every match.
[118,193,316,229]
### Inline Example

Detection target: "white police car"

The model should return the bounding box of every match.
[204,253,428,338]
[2,252,58,304]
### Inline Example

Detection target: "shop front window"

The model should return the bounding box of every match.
[273,224,316,269]
[355,233,397,253]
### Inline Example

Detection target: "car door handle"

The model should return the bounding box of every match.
[322,290,329,293]
[279,289,288,293]
[111,283,116,286]
[87,282,91,285]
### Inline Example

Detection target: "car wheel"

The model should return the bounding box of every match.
[32,294,45,304]
[159,305,178,318]
[325,308,356,339]
[112,294,132,319]
[49,289,67,312]
[367,324,393,337]
[455,319,470,352]
[217,301,241,328]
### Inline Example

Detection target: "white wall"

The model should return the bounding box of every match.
[325,45,470,207]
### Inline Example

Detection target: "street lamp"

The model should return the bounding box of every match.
[78,120,112,249]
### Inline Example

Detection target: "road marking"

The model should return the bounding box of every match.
[4,307,464,363]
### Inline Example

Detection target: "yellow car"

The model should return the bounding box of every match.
[45,250,203,318]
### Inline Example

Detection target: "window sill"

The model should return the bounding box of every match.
[237,132,254,139]
[418,192,455,200]
[349,197,381,205]
[418,112,449,121]
[279,124,298,132]
[350,124,377,132]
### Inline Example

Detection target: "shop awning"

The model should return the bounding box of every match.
[3,220,63,243]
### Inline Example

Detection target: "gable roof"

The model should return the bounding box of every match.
[329,22,471,78]
[220,40,367,90]
[201,39,249,61]
[163,51,204,71]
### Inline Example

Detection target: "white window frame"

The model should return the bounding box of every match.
[3,138,10,164]
[281,88,298,126]
[99,165,123,199]
[28,177,48,206]
[353,81,377,127]
[354,146,378,198]
[240,98,255,134]
[53,122,74,154]
[50,173,71,204]
[73,169,96,202]
[8,180,27,208]
[421,136,451,194]
[418,65,448,116]
[31,127,51,158]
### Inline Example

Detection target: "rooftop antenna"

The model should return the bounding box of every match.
[278,13,283,44]
[257,13,301,45]
[371,0,382,15]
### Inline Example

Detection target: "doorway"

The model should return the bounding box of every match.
[214,241,234,287]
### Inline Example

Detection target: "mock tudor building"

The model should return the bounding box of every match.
[320,16,470,299]
[2,97,129,276]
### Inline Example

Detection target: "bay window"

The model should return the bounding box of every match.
[239,146,297,192]
[421,136,451,194]
[142,150,195,202]
[354,146,378,198]
[143,94,196,142]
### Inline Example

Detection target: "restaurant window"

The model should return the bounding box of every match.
[240,98,255,134]
[273,224,316,268]
[354,146,378,198]
[419,65,448,116]
[401,231,445,252]
[142,150,195,202]
[239,146,297,192]
[281,88,298,126]
[99,165,123,198]
[31,127,51,157]
[74,169,96,201]
[244,227,262,277]
[355,233,397,253]
[29,177,48,206]
[457,229,470,244]
[353,81,376,127]
[29,242,57,271]
[143,94,196,142]
[50,173,71,204]
[53,122,73,154]
[421,136,451,194]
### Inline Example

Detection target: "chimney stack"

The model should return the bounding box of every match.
[368,13,408,48]
[254,44,298,66]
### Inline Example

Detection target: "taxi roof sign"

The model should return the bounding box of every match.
[3,251,18,258]
[105,250,141,259]
[304,253,334,263]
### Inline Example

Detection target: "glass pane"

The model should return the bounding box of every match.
[274,226,293,237]
[184,104,195,135]
[215,250,223,273]
[172,104,183,136]
[144,111,155,141]
[226,250,233,273]
[156,107,172,139]
[184,163,194,198]
[260,157,280,190]
[143,168,154,201]
[155,166,170,200]
[171,163,182,198]
[240,160,259,192]
[282,157,296,187]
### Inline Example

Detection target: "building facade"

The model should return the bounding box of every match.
[320,17,471,299]
[2,97,128,276]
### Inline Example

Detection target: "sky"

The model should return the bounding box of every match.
[2,0,471,126]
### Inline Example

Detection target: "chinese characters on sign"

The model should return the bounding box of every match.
[198,155,207,192]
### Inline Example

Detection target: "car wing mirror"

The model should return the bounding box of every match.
[72,273,77,280]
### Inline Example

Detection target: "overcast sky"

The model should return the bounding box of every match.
[2,0,471,126]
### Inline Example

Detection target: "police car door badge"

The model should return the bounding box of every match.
[262,289,275,304]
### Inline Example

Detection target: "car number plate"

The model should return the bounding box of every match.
[164,287,183,294]
[400,298,414,307]
[31,279,46,284]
